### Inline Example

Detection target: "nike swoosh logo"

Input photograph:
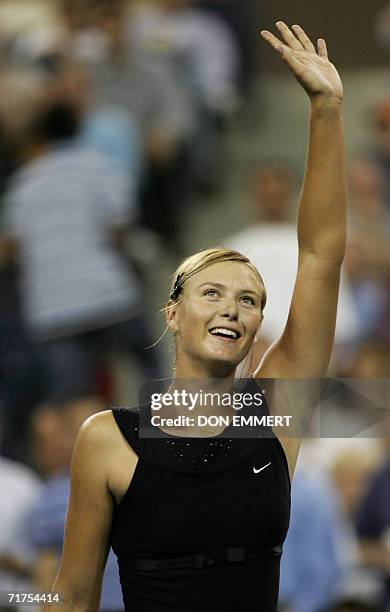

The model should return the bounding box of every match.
[253,462,272,474]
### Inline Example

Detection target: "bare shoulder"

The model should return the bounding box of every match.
[75,410,139,504]
[72,410,116,463]
[78,409,119,443]
[74,411,136,477]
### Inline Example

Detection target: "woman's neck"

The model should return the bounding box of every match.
[174,354,236,381]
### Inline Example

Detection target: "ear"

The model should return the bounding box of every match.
[165,299,179,333]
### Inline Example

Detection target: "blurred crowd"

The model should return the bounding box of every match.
[0,1,389,611]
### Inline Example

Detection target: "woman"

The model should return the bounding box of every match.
[50,22,346,611]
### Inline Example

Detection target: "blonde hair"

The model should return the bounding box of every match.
[168,247,267,310]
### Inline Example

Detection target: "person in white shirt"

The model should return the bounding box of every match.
[226,161,359,372]
[0,453,41,610]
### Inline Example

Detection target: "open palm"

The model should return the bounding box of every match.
[261,22,343,101]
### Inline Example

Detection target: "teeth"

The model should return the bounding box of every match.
[210,328,239,339]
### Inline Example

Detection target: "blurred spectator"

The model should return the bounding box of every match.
[129,0,240,194]
[366,97,390,209]
[28,397,123,611]
[341,340,390,379]
[29,406,75,478]
[130,0,240,115]
[4,26,144,181]
[356,437,390,612]
[0,449,41,610]
[298,337,387,507]
[348,156,387,221]
[0,70,45,461]
[194,0,257,94]
[329,343,390,451]
[3,25,149,272]
[316,347,390,439]
[294,347,387,609]
[0,262,42,460]
[302,339,390,609]
[63,0,190,141]
[226,161,359,373]
[330,450,383,608]
[279,469,344,612]
[332,451,377,527]
[0,67,161,407]
[61,0,196,248]
[344,156,390,342]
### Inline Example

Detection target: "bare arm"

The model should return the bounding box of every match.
[48,412,116,611]
[253,23,346,477]
[255,22,346,379]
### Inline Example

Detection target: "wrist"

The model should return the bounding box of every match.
[310,95,343,114]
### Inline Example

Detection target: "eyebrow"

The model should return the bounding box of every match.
[197,282,260,296]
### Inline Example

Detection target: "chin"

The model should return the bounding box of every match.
[203,352,243,377]
[207,343,250,365]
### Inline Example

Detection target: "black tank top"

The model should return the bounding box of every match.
[110,392,291,612]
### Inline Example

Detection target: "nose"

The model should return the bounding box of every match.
[221,298,238,320]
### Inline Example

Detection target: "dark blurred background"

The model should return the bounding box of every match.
[261,0,390,69]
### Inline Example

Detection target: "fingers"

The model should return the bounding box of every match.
[275,21,302,50]
[261,22,325,58]
[291,24,316,52]
[317,38,328,59]
[260,29,287,54]
[261,37,303,72]
[260,28,303,71]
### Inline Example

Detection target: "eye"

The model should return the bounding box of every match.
[240,295,256,305]
[204,288,219,296]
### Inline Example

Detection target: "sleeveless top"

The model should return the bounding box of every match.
[110,388,291,612]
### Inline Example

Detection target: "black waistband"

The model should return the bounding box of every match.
[124,545,283,571]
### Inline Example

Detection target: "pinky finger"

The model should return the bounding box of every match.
[317,38,328,59]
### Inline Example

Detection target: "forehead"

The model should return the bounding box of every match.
[186,261,261,292]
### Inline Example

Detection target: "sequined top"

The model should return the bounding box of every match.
[110,400,291,611]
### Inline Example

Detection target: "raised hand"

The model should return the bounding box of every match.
[261,22,343,103]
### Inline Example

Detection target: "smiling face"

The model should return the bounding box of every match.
[166,261,264,378]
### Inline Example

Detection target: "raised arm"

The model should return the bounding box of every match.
[48,412,116,611]
[256,22,347,379]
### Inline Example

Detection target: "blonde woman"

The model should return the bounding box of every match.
[50,22,346,611]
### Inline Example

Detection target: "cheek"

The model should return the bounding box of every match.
[179,299,214,329]
[243,310,262,335]
[176,301,208,342]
